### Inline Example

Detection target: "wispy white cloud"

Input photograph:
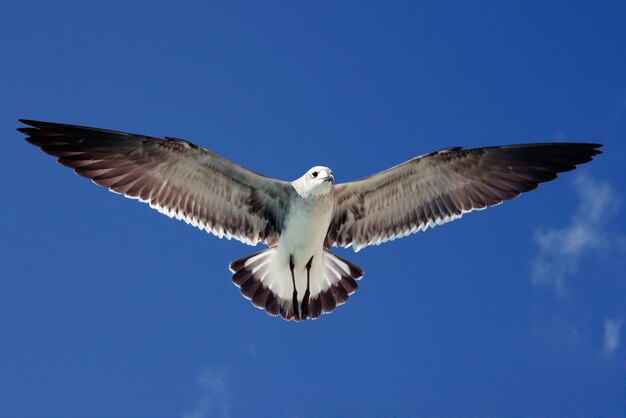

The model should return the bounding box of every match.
[530,174,619,296]
[182,366,230,418]
[604,318,623,354]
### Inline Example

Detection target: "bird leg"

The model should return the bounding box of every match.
[289,255,299,320]
[300,256,313,319]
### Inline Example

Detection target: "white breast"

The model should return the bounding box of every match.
[279,193,334,266]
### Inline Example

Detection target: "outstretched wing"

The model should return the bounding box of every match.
[19,119,293,245]
[327,143,602,251]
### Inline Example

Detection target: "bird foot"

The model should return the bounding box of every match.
[292,291,300,321]
[300,289,310,319]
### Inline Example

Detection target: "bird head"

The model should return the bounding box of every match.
[292,166,334,198]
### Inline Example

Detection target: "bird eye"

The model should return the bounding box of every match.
[312,171,318,178]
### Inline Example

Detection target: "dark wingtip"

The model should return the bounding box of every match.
[18,119,35,133]
[591,143,603,155]
[18,119,63,134]
[545,142,603,156]
[579,142,603,153]
[17,120,45,143]
[577,143,603,159]
[18,119,46,128]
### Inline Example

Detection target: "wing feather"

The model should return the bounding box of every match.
[19,119,293,245]
[327,143,602,251]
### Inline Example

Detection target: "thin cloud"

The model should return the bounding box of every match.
[182,366,230,418]
[604,318,623,354]
[530,174,619,296]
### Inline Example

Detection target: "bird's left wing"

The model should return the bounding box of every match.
[19,120,293,245]
[327,143,602,251]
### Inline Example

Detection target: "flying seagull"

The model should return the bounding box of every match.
[18,119,602,321]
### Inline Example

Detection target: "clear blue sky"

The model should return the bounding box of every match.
[1,1,625,417]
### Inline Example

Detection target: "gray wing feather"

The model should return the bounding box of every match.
[19,120,292,245]
[327,143,602,251]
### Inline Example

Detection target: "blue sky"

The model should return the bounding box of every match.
[1,1,625,416]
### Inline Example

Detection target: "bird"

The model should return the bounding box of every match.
[18,119,602,322]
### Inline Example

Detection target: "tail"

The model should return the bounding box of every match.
[229,248,363,321]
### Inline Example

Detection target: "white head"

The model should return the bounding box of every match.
[292,166,335,198]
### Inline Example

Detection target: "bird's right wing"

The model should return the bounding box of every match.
[327,143,602,251]
[19,119,294,246]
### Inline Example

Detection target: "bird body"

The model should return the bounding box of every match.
[283,166,335,269]
[19,119,602,321]
[229,166,357,320]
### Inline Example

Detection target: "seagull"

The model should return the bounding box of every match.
[18,119,602,321]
